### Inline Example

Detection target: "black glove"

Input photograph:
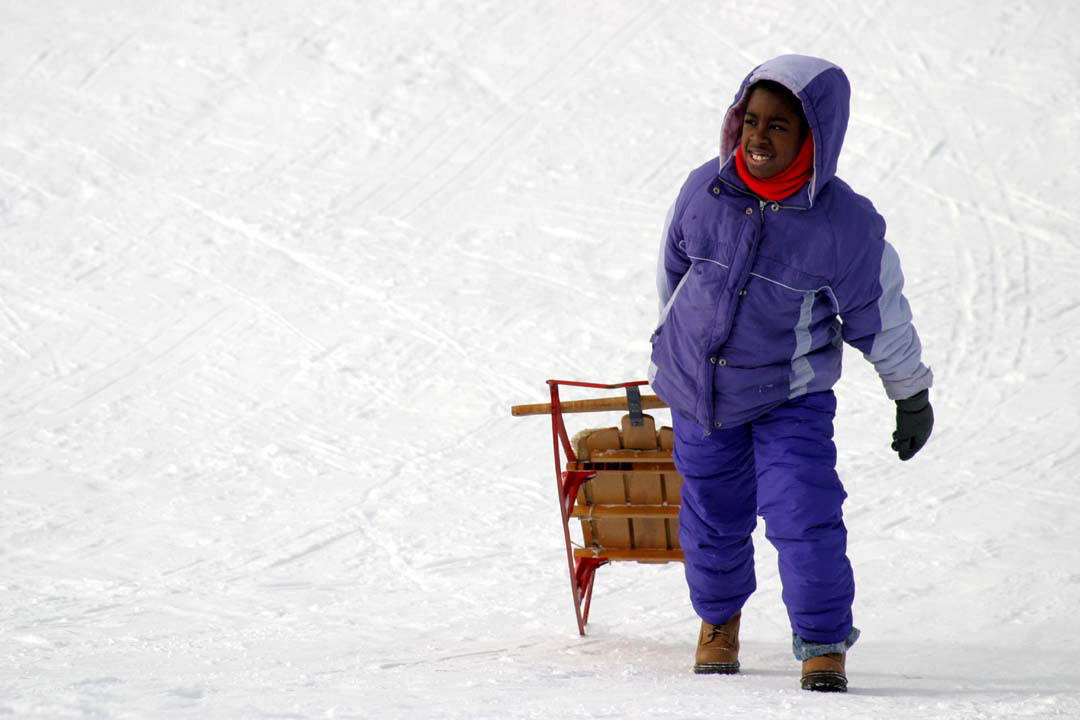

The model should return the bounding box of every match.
[892,389,933,461]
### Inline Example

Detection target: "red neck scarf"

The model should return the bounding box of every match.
[734,133,814,202]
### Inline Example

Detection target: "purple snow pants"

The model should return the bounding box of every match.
[673,391,860,658]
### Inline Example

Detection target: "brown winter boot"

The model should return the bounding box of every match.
[800,652,847,692]
[693,612,740,674]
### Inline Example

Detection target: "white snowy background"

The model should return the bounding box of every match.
[2,1,1079,717]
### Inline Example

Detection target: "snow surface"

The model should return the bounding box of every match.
[2,1,1079,717]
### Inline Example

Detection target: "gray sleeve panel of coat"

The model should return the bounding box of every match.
[656,201,677,316]
[863,241,934,400]
[655,199,694,332]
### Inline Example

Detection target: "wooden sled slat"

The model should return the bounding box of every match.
[573,548,685,562]
[571,505,680,519]
[582,449,677,463]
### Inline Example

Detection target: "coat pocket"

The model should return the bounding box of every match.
[682,230,733,268]
[750,254,830,295]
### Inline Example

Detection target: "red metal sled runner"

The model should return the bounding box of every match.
[511,380,685,635]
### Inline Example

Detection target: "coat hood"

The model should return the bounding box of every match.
[719,55,851,206]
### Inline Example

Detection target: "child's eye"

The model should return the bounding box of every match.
[769,124,785,131]
[744,118,756,127]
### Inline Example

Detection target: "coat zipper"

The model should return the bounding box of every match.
[702,179,811,434]
[706,199,767,435]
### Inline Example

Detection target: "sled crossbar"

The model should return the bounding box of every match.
[511,394,667,417]
[510,379,686,635]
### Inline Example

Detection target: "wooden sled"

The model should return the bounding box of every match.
[511,379,684,635]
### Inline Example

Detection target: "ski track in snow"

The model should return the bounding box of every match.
[1,1,1079,717]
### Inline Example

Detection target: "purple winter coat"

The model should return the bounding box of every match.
[648,55,933,431]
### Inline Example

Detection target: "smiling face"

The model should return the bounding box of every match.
[741,83,808,179]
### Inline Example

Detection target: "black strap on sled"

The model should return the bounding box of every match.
[626,386,644,427]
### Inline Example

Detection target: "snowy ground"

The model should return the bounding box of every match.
[2,1,1079,717]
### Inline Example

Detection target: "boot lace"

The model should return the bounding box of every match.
[706,624,731,644]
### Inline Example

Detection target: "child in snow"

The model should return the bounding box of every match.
[648,54,934,692]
